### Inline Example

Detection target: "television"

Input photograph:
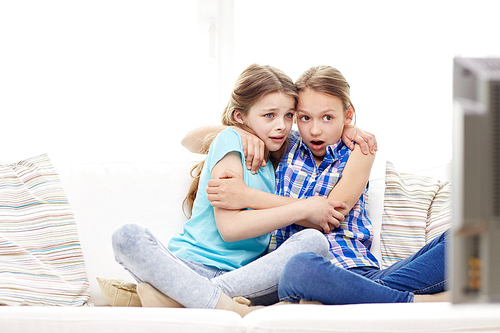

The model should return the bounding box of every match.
[451,57,500,303]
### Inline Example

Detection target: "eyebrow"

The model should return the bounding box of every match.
[296,108,339,114]
[261,106,296,112]
[260,106,279,112]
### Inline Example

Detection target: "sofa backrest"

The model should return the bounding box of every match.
[58,159,199,305]
[57,155,451,306]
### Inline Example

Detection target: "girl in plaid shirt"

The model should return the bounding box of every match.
[276,66,448,304]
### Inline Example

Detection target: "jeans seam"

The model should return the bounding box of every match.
[279,295,300,303]
[413,279,448,294]
[206,285,222,309]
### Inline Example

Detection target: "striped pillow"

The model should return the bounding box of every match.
[0,154,90,306]
[380,161,451,269]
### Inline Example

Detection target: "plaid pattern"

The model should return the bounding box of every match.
[269,130,379,269]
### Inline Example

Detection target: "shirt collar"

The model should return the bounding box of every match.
[298,137,343,163]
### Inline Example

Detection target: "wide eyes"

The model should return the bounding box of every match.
[264,112,295,119]
[299,115,333,122]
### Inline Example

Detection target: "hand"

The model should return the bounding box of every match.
[207,169,250,210]
[230,126,266,174]
[342,125,377,155]
[302,196,346,233]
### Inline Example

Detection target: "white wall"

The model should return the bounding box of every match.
[1,0,219,165]
[233,0,500,177]
[2,1,499,179]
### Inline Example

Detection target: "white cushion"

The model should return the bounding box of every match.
[0,306,245,333]
[243,303,500,333]
[57,159,200,305]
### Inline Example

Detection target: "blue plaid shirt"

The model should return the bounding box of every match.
[269,130,379,269]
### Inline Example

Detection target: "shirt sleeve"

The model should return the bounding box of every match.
[206,128,244,172]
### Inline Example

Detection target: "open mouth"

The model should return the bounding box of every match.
[310,140,325,150]
[270,136,285,142]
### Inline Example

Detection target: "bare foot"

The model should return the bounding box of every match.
[217,292,264,317]
[413,291,450,303]
[299,299,323,305]
[136,283,184,308]
[233,296,252,306]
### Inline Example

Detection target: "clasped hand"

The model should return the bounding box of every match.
[207,169,249,210]
[207,169,346,233]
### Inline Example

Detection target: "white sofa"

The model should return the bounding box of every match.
[1,153,500,333]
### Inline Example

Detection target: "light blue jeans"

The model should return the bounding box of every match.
[112,223,329,309]
[278,231,448,304]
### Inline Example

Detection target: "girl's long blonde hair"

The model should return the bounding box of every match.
[184,64,298,216]
[295,65,355,119]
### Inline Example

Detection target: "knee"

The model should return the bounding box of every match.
[279,252,322,300]
[281,252,321,285]
[112,223,146,256]
[294,229,330,258]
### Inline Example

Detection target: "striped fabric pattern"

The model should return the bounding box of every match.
[0,154,90,306]
[380,161,451,269]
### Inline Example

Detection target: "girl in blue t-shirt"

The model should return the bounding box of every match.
[112,64,346,317]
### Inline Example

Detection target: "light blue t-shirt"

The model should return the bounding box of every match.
[168,128,274,271]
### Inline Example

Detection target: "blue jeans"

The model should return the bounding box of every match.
[112,223,329,309]
[278,231,448,304]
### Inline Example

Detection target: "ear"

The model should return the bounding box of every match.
[344,107,354,125]
[233,110,245,125]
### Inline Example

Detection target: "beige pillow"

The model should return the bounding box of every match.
[97,277,142,307]
[380,161,451,269]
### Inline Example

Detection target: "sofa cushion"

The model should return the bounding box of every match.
[380,161,451,269]
[243,303,500,333]
[0,306,246,333]
[0,154,90,306]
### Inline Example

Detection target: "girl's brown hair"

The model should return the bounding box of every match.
[295,65,355,117]
[184,64,298,216]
